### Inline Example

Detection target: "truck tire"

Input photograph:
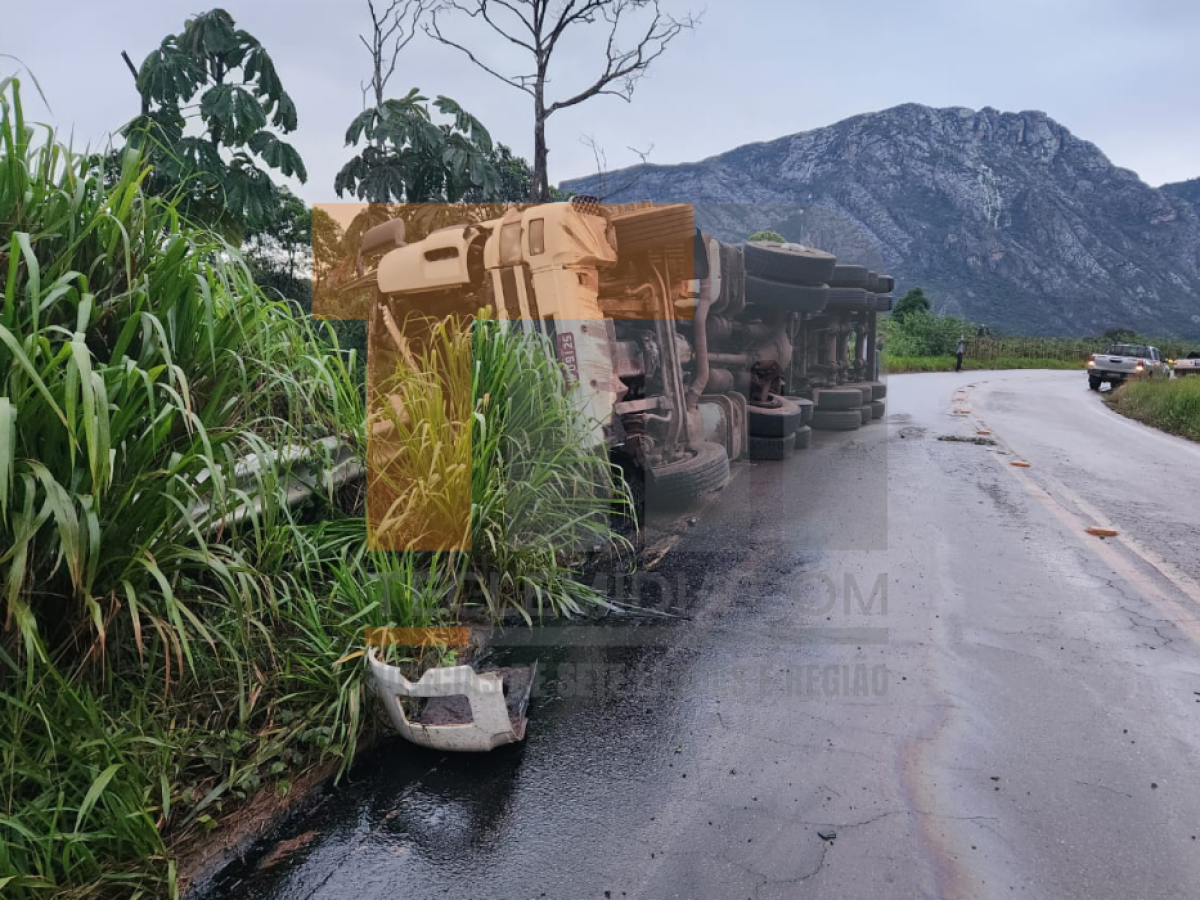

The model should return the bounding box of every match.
[875,275,895,294]
[745,276,829,313]
[743,241,837,285]
[867,381,887,400]
[794,424,813,449]
[749,430,796,460]
[812,409,862,431]
[784,396,814,425]
[826,287,874,311]
[814,387,862,410]
[843,382,875,403]
[859,405,873,425]
[870,399,886,419]
[829,264,870,288]
[747,395,803,438]
[865,271,879,292]
[1089,375,1102,391]
[646,442,730,508]
[875,295,893,312]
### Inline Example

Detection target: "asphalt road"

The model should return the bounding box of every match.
[210,369,1200,900]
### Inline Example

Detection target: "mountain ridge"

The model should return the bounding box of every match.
[562,104,1200,338]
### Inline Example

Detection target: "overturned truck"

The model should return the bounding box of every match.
[359,198,893,513]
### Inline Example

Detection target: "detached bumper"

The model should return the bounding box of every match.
[367,649,537,752]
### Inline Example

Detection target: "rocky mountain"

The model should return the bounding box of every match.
[562,105,1200,338]
[1162,177,1200,218]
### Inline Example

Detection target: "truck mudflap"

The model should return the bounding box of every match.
[367,649,537,752]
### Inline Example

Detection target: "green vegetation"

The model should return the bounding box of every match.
[885,356,1083,374]
[881,287,1191,372]
[891,287,930,324]
[335,89,500,202]
[123,8,306,236]
[747,230,786,242]
[1107,378,1200,442]
[468,317,632,621]
[0,73,626,899]
[367,313,630,621]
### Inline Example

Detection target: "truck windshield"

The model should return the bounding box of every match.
[1106,344,1148,357]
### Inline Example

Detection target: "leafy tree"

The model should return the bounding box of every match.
[892,287,931,324]
[335,89,501,202]
[336,2,500,203]
[122,8,307,236]
[748,230,786,242]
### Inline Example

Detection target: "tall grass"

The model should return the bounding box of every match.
[369,312,632,621]
[0,75,434,899]
[469,317,632,621]
[1107,377,1200,442]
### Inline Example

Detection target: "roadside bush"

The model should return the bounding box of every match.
[1107,377,1200,442]
[883,309,969,357]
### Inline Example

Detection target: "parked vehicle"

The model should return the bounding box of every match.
[1087,343,1172,390]
[1172,351,1200,377]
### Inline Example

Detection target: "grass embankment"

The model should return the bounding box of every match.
[0,76,625,899]
[885,356,1083,374]
[1106,378,1200,442]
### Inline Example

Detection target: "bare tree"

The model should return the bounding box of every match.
[360,0,431,109]
[427,0,699,202]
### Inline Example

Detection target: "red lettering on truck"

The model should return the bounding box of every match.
[556,332,579,386]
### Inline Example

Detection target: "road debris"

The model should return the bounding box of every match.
[938,435,996,446]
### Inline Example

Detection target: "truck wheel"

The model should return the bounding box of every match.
[743,241,836,285]
[825,287,874,312]
[843,382,875,404]
[870,399,886,419]
[811,409,863,431]
[794,424,813,449]
[784,396,814,425]
[867,381,887,400]
[859,405,873,425]
[814,387,863,410]
[747,395,803,438]
[875,295,893,312]
[875,275,895,294]
[745,276,829,313]
[828,264,870,288]
[1088,376,1101,391]
[646,442,730,509]
[748,430,796,461]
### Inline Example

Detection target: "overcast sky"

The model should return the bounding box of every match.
[7,0,1200,204]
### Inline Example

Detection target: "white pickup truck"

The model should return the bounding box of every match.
[1086,343,1172,391]
[1173,351,1200,377]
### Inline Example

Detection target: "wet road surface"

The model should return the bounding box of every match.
[210,370,1200,900]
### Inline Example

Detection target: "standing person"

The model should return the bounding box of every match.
[955,336,966,372]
